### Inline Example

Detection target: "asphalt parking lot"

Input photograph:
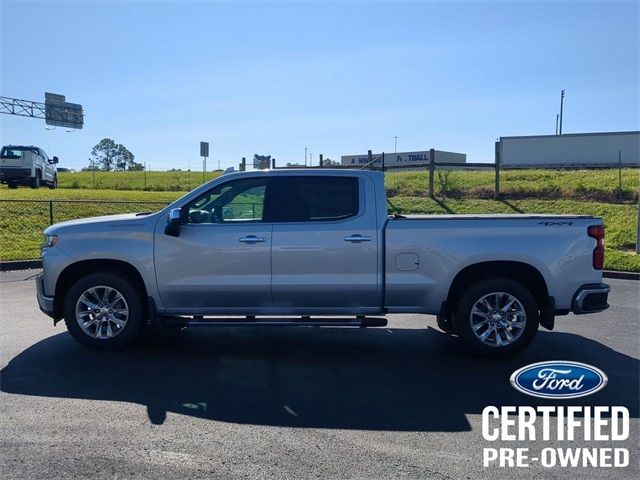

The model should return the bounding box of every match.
[0,270,638,480]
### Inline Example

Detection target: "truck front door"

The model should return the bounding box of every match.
[154,177,273,312]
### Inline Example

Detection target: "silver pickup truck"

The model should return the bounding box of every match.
[36,169,609,356]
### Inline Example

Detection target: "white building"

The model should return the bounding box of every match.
[498,131,639,167]
[341,150,466,168]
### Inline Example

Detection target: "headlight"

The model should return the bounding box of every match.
[43,234,58,248]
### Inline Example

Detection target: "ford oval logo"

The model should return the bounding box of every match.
[510,361,607,399]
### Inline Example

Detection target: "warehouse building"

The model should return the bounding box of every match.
[497,131,639,167]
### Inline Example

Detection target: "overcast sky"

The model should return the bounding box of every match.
[1,0,638,170]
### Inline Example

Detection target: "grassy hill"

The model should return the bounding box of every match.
[51,167,639,201]
[1,168,638,271]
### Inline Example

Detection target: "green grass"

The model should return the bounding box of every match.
[0,188,183,202]
[1,167,637,200]
[0,169,638,271]
[56,170,222,191]
[385,168,639,202]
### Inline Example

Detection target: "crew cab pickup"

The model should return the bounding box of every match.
[36,169,609,356]
[0,145,58,189]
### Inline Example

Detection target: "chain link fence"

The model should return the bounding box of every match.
[0,200,169,261]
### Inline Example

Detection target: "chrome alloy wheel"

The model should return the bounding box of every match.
[469,291,526,347]
[75,286,129,339]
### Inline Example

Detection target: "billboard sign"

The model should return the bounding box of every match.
[253,154,271,169]
[200,141,209,157]
[44,92,83,129]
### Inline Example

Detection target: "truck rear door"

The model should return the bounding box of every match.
[265,174,381,310]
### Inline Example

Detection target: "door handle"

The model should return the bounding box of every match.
[344,234,372,243]
[239,235,267,244]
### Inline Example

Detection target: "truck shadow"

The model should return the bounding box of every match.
[1,326,638,431]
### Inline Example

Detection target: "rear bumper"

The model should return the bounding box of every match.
[36,273,57,319]
[0,167,31,180]
[571,283,610,314]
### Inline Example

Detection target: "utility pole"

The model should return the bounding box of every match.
[555,114,559,135]
[559,90,565,135]
[304,147,307,166]
[394,136,398,154]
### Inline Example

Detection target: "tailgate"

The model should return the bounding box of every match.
[0,153,25,168]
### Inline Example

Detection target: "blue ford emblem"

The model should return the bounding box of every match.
[510,361,607,399]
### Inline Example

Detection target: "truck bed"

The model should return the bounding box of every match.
[384,214,603,314]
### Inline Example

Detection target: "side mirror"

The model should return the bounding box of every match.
[165,208,183,237]
[51,156,59,164]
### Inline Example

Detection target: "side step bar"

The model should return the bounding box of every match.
[162,316,388,328]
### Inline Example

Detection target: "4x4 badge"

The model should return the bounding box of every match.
[538,221,574,226]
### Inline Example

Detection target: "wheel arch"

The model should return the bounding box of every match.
[54,259,149,319]
[444,261,552,327]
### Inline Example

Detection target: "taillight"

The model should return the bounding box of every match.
[588,225,605,270]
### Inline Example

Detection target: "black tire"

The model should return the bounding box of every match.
[31,172,41,189]
[452,277,539,357]
[48,175,57,189]
[7,182,17,189]
[63,272,145,350]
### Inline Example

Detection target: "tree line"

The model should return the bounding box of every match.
[85,138,343,171]
[84,138,144,171]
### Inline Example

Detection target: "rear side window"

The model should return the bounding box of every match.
[264,176,359,223]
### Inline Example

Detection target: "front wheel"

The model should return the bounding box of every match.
[63,272,145,350]
[452,278,539,357]
[48,175,57,189]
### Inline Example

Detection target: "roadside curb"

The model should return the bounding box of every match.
[0,260,42,271]
[603,270,640,281]
[1,260,639,280]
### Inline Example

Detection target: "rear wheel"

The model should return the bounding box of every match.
[7,182,17,189]
[63,272,145,350]
[31,172,41,189]
[452,278,539,357]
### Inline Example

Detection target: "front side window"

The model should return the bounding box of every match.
[185,178,267,224]
[264,176,359,223]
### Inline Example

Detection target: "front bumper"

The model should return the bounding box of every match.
[36,273,57,319]
[571,283,610,314]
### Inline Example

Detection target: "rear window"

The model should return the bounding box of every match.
[1,147,38,158]
[264,176,359,222]
[1,147,25,158]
